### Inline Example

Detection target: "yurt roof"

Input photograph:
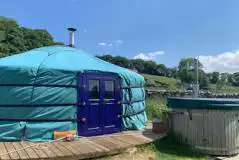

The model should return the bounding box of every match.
[0,46,144,85]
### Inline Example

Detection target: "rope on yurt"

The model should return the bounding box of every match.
[28,48,75,101]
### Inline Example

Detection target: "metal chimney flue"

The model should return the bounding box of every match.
[67,27,77,47]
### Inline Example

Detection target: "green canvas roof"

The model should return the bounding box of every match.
[0,46,144,86]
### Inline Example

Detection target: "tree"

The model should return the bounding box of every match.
[22,28,55,50]
[0,16,64,57]
[210,72,220,84]
[178,57,208,88]
[168,67,178,78]
[96,55,114,63]
[97,55,133,69]
[178,68,195,84]
[131,59,145,72]
[228,73,234,85]
[198,70,209,88]
[229,72,239,86]
[112,56,133,69]
[157,64,167,76]
[143,60,158,75]
[178,57,203,71]
[218,73,229,85]
[0,43,9,57]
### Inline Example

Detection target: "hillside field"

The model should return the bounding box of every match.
[142,73,239,93]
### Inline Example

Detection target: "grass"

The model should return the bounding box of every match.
[143,73,239,93]
[145,98,168,120]
[142,74,182,90]
[210,84,239,93]
[138,136,208,160]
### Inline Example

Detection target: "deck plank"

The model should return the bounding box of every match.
[57,142,79,155]
[129,135,151,144]
[0,123,166,160]
[113,135,145,145]
[79,138,105,153]
[35,143,56,158]
[66,140,98,159]
[4,142,20,160]
[71,140,95,154]
[103,137,132,149]
[27,142,48,159]
[132,133,155,142]
[83,139,110,152]
[91,137,121,151]
[0,142,11,160]
[51,142,73,157]
[20,142,38,159]
[12,142,29,159]
[74,138,112,160]
[47,143,65,157]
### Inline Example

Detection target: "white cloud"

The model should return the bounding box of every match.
[199,50,239,73]
[97,40,123,47]
[133,50,164,61]
[114,40,123,45]
[97,42,107,46]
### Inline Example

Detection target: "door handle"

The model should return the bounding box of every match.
[103,99,109,105]
[78,117,87,123]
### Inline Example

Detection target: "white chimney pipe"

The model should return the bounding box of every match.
[67,27,77,47]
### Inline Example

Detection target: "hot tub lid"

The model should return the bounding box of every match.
[167,97,239,110]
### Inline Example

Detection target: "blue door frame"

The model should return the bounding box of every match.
[77,72,122,136]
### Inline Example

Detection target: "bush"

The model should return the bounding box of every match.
[145,98,168,120]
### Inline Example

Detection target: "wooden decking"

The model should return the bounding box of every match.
[0,125,167,160]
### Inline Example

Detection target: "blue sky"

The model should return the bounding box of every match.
[1,0,239,71]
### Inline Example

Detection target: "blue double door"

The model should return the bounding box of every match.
[77,72,122,136]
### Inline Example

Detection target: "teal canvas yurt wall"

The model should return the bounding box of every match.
[0,46,147,141]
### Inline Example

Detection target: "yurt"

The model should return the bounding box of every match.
[0,46,147,141]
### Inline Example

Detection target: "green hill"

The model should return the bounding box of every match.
[142,74,183,91]
[142,73,239,93]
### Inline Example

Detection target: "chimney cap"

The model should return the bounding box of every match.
[67,27,77,32]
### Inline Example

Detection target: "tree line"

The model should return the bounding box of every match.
[0,16,63,57]
[96,55,178,78]
[97,55,239,88]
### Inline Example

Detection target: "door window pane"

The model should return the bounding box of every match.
[104,80,114,99]
[89,80,99,99]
